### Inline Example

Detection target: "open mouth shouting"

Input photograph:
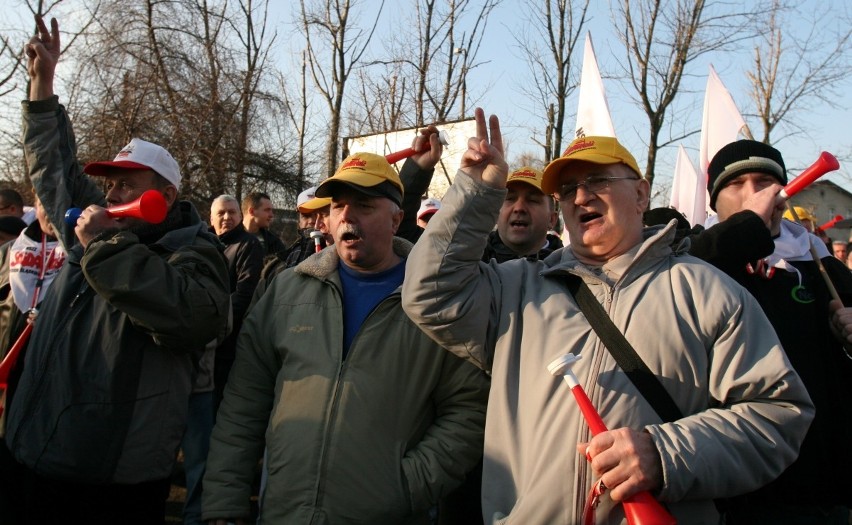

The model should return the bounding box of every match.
[338,225,364,244]
[579,211,602,224]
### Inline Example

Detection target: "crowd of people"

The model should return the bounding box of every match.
[0,14,850,525]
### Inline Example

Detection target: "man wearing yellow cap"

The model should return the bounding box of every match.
[203,140,488,523]
[482,166,562,262]
[403,109,812,524]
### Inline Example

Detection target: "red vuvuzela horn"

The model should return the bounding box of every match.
[0,322,34,420]
[779,152,840,200]
[548,355,677,525]
[384,130,450,164]
[64,190,169,226]
[819,215,844,231]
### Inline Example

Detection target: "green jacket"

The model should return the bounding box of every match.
[203,238,489,524]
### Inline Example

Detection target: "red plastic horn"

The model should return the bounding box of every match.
[384,130,450,164]
[819,215,844,231]
[64,190,169,226]
[549,355,677,525]
[779,152,840,200]
[0,322,34,419]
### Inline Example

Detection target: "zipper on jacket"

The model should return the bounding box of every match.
[606,285,615,308]
[579,347,605,523]
[68,281,89,309]
[10,279,91,452]
[310,281,348,522]
[575,421,592,523]
[343,291,399,360]
[310,355,348,524]
[580,287,610,524]
[309,290,400,522]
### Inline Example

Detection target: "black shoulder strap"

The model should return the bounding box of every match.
[564,275,684,423]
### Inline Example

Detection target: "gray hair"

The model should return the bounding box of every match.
[212,194,239,209]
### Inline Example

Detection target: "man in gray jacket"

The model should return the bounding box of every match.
[402,109,814,524]
[4,17,230,523]
[203,145,489,523]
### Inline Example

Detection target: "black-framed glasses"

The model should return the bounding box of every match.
[557,176,640,199]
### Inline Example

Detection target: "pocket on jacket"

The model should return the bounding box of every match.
[37,399,138,483]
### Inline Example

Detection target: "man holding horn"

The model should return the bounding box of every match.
[3,16,230,523]
[690,139,852,524]
[403,109,813,524]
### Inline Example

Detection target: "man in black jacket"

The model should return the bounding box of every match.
[241,192,285,257]
[210,194,264,408]
[689,139,852,524]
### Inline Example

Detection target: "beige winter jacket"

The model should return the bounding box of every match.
[402,171,814,525]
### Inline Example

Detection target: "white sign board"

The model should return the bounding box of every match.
[345,119,476,199]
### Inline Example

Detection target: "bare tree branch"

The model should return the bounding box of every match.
[746,0,852,144]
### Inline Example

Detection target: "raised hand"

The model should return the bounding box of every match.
[742,183,784,232]
[25,16,60,100]
[409,124,444,170]
[460,107,508,189]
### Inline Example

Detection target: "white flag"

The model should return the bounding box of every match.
[669,145,706,227]
[699,65,748,181]
[684,65,748,219]
[564,32,617,241]
[574,32,615,141]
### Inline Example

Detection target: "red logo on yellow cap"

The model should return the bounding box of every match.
[341,157,367,170]
[563,139,595,157]
[512,169,537,179]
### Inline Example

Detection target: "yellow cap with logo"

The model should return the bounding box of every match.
[506,167,545,192]
[316,152,404,205]
[542,136,641,194]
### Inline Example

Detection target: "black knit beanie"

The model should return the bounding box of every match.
[707,140,786,210]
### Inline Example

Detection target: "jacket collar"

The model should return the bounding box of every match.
[541,221,677,286]
[295,235,414,280]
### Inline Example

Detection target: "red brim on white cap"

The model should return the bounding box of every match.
[418,209,438,221]
[83,160,154,177]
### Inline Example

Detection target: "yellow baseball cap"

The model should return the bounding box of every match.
[782,206,816,223]
[541,136,642,194]
[506,167,545,192]
[316,152,404,205]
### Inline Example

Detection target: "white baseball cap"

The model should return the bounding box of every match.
[84,138,182,190]
[417,198,441,220]
[296,186,331,214]
[297,186,319,207]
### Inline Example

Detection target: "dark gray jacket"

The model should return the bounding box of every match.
[6,96,230,484]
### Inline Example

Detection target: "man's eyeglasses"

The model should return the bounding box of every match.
[557,176,640,199]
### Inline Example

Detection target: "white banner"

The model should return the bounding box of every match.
[669,145,707,227]
[574,32,616,141]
